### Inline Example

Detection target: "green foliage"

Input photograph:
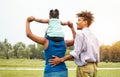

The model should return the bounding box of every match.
[1,38,120,62]
[66,46,73,54]
[0,39,44,59]
[100,41,120,62]
[0,39,12,59]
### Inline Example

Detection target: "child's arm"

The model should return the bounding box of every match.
[34,18,49,23]
[61,21,69,26]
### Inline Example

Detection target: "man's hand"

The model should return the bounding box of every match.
[49,55,73,66]
[49,56,63,66]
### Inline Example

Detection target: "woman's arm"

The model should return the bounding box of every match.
[34,17,49,23]
[65,21,76,47]
[26,16,48,49]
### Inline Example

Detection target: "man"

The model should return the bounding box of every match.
[49,10,100,77]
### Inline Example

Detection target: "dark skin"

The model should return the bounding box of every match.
[48,17,86,66]
[49,54,73,66]
[49,17,98,66]
[26,16,76,54]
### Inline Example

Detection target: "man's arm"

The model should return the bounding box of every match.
[49,54,73,66]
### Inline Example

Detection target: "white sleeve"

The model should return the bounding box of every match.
[70,33,83,59]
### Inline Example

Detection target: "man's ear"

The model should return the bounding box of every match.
[84,20,89,27]
[85,20,88,24]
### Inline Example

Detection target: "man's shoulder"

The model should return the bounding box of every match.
[76,30,84,36]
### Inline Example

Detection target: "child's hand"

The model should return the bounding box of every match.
[27,16,35,22]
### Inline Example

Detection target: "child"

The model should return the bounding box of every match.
[33,9,69,42]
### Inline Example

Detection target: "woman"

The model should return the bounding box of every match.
[26,16,76,77]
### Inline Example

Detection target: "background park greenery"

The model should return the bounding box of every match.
[0,39,120,77]
[0,38,120,62]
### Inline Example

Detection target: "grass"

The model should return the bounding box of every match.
[0,59,120,77]
[97,70,120,77]
[0,70,120,77]
[0,70,75,77]
[1,59,120,68]
[0,70,43,77]
[98,62,120,68]
[0,59,45,68]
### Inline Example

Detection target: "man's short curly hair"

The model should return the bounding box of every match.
[76,10,94,27]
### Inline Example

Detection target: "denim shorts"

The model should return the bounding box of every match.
[45,34,64,42]
[44,71,68,77]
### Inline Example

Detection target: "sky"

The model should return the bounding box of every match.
[0,0,120,45]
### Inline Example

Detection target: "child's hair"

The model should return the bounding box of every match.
[49,9,59,18]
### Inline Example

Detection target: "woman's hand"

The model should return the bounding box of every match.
[27,16,35,22]
[67,21,73,28]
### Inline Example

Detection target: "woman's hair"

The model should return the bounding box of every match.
[49,9,59,18]
[76,10,94,27]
